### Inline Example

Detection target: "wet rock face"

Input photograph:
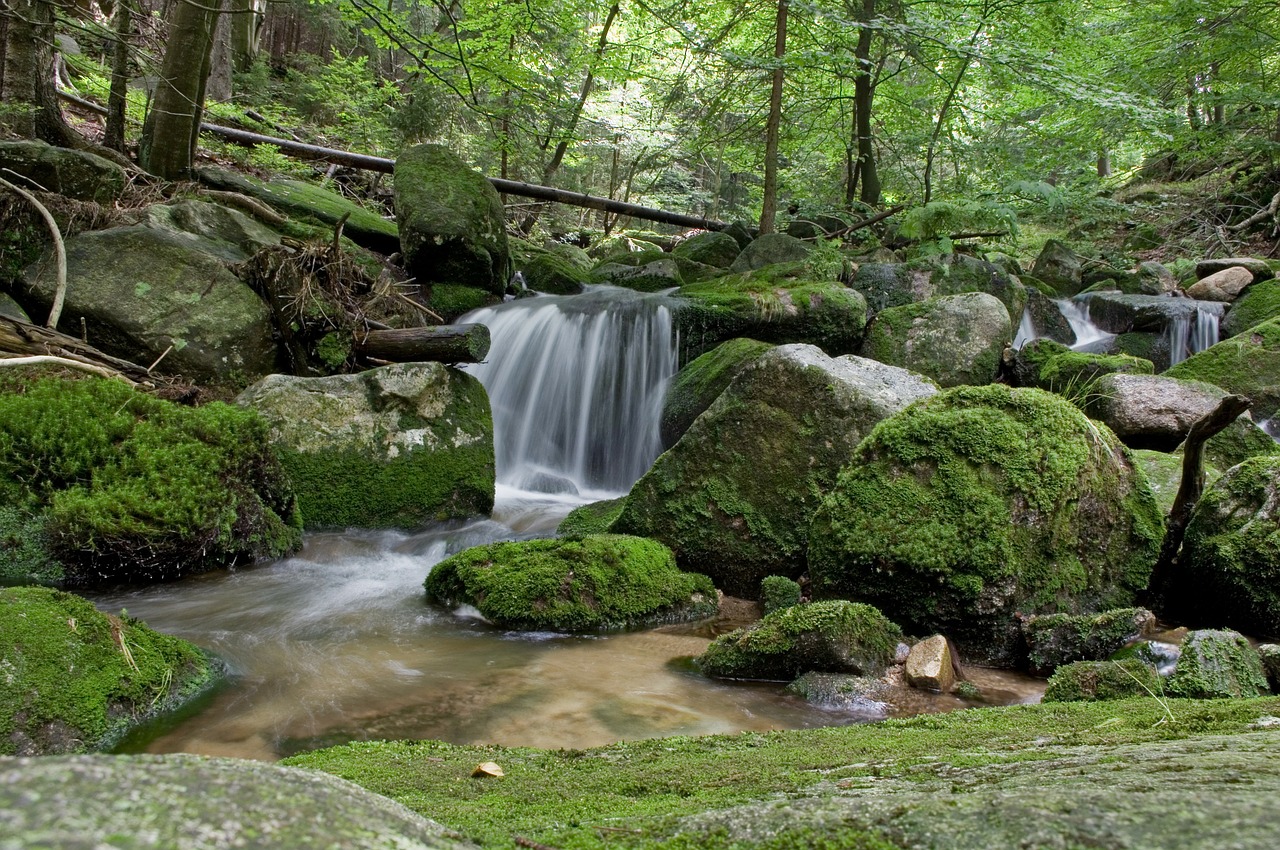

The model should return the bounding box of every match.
[0,754,472,849]
[615,345,938,595]
[809,384,1164,665]
[237,362,495,529]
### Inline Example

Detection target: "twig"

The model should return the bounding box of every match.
[0,355,136,385]
[830,204,906,239]
[0,173,67,330]
[514,838,560,850]
[146,345,174,374]
[332,212,351,256]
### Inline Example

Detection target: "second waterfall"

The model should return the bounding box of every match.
[462,286,679,499]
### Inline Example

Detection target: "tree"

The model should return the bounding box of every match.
[140,0,221,179]
[0,0,80,145]
[758,0,787,233]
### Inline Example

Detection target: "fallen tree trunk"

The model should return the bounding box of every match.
[0,315,153,382]
[355,323,491,364]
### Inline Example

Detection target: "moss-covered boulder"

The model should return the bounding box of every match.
[1085,374,1230,451]
[423,283,499,322]
[1008,338,1154,393]
[144,199,281,262]
[0,375,301,586]
[21,225,278,381]
[1170,456,1280,637]
[1042,659,1161,702]
[592,256,682,291]
[511,239,592,294]
[1021,608,1155,675]
[1167,630,1269,698]
[1032,239,1085,296]
[197,166,399,254]
[1260,644,1280,691]
[556,497,627,537]
[0,587,218,755]
[0,753,469,848]
[1081,292,1225,339]
[860,292,1009,387]
[674,266,867,358]
[1201,416,1280,470]
[0,140,125,203]
[673,231,742,268]
[236,362,494,529]
[1166,317,1280,421]
[809,385,1165,664]
[616,346,938,595]
[394,144,510,295]
[698,600,901,681]
[1131,449,1221,516]
[851,254,1025,323]
[660,337,773,446]
[729,233,811,272]
[424,534,716,632]
[1223,279,1280,337]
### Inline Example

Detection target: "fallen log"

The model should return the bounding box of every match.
[0,315,153,383]
[355,323,491,364]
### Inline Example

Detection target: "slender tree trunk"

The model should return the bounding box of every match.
[207,0,233,103]
[923,22,982,205]
[140,0,220,179]
[1096,149,1111,178]
[854,0,880,206]
[1186,78,1202,129]
[0,0,80,145]
[104,0,132,152]
[758,0,788,235]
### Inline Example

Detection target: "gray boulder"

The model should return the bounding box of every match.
[0,754,471,849]
[1085,374,1229,451]
[394,144,511,294]
[615,345,938,594]
[22,225,277,380]
[0,140,125,202]
[593,257,682,292]
[236,363,494,528]
[144,199,281,262]
[1080,292,1225,335]
[1023,287,1077,345]
[1032,239,1084,295]
[1136,261,1178,295]
[851,255,1025,322]
[729,233,811,272]
[859,292,1010,387]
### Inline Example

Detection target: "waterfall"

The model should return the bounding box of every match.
[462,287,678,498]
[1166,304,1222,367]
[1012,306,1037,350]
[1056,299,1114,351]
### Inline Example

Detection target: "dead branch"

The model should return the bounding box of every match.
[0,355,136,385]
[1227,188,1280,232]
[0,173,67,329]
[198,189,288,227]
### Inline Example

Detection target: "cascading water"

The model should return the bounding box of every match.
[1011,307,1038,350]
[1165,304,1222,367]
[1056,298,1114,351]
[462,287,678,498]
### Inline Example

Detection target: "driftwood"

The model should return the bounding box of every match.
[0,315,152,382]
[1149,393,1252,593]
[355,323,491,364]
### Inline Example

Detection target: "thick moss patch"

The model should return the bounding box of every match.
[697,600,902,681]
[424,535,717,632]
[285,697,1280,849]
[0,375,301,586]
[1222,279,1280,337]
[660,337,773,446]
[1041,659,1162,702]
[0,587,218,755]
[556,497,627,538]
[809,384,1164,663]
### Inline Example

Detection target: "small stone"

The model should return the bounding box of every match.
[904,635,956,692]
[472,761,504,778]
[1186,267,1254,302]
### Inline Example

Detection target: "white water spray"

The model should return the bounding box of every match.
[1165,304,1222,367]
[1056,299,1114,350]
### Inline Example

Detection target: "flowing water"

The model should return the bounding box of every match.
[1165,303,1223,367]
[93,286,1042,762]
[1057,298,1115,351]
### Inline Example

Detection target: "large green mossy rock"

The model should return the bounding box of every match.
[809,385,1165,664]
[860,292,1010,387]
[729,233,811,272]
[674,266,867,357]
[1032,239,1085,296]
[1168,630,1270,698]
[394,144,510,295]
[673,231,742,268]
[1008,338,1154,392]
[237,363,494,529]
[1130,449,1221,516]
[0,587,218,755]
[0,753,470,849]
[21,225,278,381]
[660,337,774,446]
[697,600,902,681]
[197,166,399,255]
[615,345,938,595]
[1021,607,1155,675]
[424,535,716,632]
[1165,317,1280,421]
[1041,659,1162,702]
[1201,417,1280,470]
[556,496,627,537]
[1223,279,1280,337]
[0,375,301,586]
[0,140,125,203]
[851,254,1026,323]
[1171,456,1280,637]
[511,239,592,294]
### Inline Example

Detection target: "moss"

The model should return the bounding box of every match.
[1168,630,1269,698]
[697,600,901,681]
[424,534,718,632]
[0,586,219,755]
[284,697,1280,849]
[1038,349,1155,393]
[0,375,301,585]
[1174,456,1280,636]
[512,240,592,294]
[1021,608,1153,674]
[1165,316,1280,420]
[1203,418,1280,470]
[673,231,742,268]
[1042,659,1161,702]
[859,293,1008,387]
[661,338,774,445]
[808,385,1164,663]
[1130,449,1221,516]
[557,497,627,538]
[0,507,63,586]
[760,575,802,615]
[1222,279,1280,337]
[315,331,352,371]
[425,283,498,321]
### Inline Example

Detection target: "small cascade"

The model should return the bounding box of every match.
[463,286,678,498]
[1261,418,1279,443]
[1166,303,1223,367]
[1056,298,1114,351]
[1012,306,1037,350]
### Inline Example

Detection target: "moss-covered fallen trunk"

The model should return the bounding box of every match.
[286,697,1280,850]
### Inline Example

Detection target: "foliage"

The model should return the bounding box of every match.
[759,575,802,615]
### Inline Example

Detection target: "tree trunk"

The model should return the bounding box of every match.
[758,0,788,235]
[140,0,220,179]
[923,23,981,205]
[229,0,263,72]
[854,0,880,206]
[104,0,132,152]
[1096,149,1111,178]
[206,0,233,103]
[355,324,491,364]
[0,0,79,145]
